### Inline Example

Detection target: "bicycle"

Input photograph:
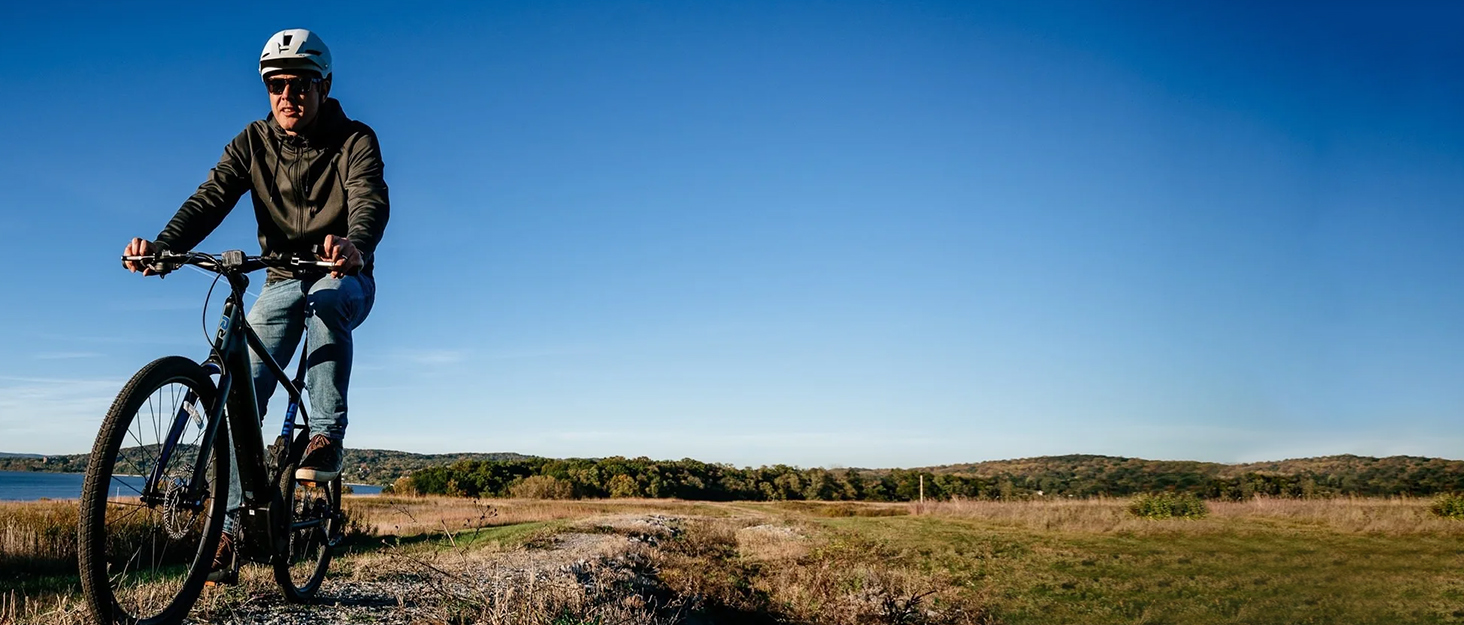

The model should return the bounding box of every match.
[79,249,346,625]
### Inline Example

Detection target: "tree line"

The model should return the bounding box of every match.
[389,455,1464,501]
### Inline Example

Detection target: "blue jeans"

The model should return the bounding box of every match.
[225,274,375,526]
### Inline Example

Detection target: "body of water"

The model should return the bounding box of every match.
[0,470,382,501]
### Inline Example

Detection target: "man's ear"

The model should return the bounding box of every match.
[320,75,332,98]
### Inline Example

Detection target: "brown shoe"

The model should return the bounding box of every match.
[205,531,237,585]
[295,435,343,483]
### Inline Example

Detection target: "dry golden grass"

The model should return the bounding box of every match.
[345,494,730,537]
[1207,495,1464,533]
[1,588,76,625]
[334,530,683,624]
[735,522,811,561]
[915,495,1464,535]
[655,517,993,625]
[2,570,217,625]
[0,501,78,576]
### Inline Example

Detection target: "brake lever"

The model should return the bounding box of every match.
[145,254,178,278]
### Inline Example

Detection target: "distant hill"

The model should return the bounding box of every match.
[341,449,533,485]
[401,453,1464,501]
[916,454,1464,497]
[0,448,533,486]
[6,449,1461,495]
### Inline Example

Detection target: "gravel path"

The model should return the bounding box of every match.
[193,515,684,625]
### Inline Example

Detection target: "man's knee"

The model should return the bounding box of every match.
[306,278,363,324]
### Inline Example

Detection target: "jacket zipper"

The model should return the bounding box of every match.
[294,144,305,244]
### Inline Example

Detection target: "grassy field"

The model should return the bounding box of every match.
[806,498,1464,624]
[3,496,1463,624]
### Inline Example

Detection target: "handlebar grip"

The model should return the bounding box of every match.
[121,253,182,276]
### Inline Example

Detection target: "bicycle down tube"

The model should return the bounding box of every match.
[145,259,313,526]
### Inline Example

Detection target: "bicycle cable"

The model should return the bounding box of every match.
[199,269,225,368]
[186,262,260,365]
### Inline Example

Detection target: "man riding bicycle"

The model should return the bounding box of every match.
[121,28,388,581]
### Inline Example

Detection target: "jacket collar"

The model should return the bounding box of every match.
[266,98,347,148]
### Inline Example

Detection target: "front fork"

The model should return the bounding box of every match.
[140,382,210,509]
[139,283,241,507]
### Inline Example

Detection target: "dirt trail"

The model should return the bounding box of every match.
[190,515,685,625]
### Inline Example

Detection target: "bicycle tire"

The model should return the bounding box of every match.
[272,464,339,601]
[78,356,227,625]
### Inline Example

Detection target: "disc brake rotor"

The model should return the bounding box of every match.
[161,480,195,540]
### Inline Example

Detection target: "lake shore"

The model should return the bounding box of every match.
[0,470,382,501]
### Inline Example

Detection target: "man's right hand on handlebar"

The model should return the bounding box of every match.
[122,238,160,276]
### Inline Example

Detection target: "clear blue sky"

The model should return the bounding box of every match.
[1,1,1461,467]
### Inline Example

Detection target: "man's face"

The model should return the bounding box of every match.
[265,71,329,134]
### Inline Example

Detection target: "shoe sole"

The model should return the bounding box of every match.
[294,468,340,482]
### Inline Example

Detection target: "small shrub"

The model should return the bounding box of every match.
[1431,493,1464,519]
[1129,492,1208,519]
[389,475,418,496]
[607,474,641,498]
[510,475,575,499]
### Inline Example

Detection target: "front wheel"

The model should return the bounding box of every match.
[78,356,227,625]
[272,466,340,601]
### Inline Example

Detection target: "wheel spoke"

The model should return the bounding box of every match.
[105,501,152,528]
[110,475,145,497]
[125,425,157,476]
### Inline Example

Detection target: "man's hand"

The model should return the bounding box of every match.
[122,238,158,275]
[322,234,363,278]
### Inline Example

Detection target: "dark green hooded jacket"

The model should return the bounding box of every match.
[155,98,389,281]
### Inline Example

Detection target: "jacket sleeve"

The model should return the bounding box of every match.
[154,129,253,252]
[343,126,390,258]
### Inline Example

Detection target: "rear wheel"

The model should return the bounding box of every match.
[272,466,339,601]
[78,356,226,625]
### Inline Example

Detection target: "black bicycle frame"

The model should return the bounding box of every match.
[143,269,310,527]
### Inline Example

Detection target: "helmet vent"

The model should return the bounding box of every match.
[282,34,293,46]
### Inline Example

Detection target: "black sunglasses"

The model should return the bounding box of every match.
[264,76,322,95]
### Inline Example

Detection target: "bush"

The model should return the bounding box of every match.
[510,475,575,499]
[1431,493,1464,519]
[1129,492,1208,519]
[386,475,418,496]
[607,474,640,498]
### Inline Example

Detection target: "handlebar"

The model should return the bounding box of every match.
[121,250,338,276]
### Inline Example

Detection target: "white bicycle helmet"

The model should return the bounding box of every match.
[259,29,332,79]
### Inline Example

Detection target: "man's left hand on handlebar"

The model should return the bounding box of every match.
[321,235,362,278]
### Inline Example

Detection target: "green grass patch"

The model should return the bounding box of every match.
[0,571,79,597]
[1430,493,1464,519]
[350,519,569,554]
[455,520,568,549]
[811,512,1464,625]
[772,500,911,517]
[1128,492,1208,519]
